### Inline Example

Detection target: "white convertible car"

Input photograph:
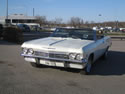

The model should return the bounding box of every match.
[21,28,112,74]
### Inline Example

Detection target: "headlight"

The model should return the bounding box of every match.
[27,48,34,55]
[76,54,83,60]
[69,53,76,60]
[22,48,28,54]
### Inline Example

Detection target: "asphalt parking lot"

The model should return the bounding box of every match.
[0,39,125,94]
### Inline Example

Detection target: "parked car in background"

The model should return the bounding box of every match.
[121,29,125,33]
[21,28,112,74]
[2,27,23,43]
[0,24,3,38]
[17,24,30,32]
[113,28,120,32]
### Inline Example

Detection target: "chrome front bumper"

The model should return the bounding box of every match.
[21,54,87,69]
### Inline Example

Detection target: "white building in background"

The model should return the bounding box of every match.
[0,14,40,27]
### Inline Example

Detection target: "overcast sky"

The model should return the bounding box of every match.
[0,0,125,22]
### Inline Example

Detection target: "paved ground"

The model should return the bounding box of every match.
[0,39,125,94]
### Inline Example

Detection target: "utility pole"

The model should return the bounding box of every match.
[116,20,119,28]
[33,8,35,16]
[6,0,8,25]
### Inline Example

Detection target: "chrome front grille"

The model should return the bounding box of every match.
[49,53,69,59]
[34,51,69,59]
[34,51,49,57]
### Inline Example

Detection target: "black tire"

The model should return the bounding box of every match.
[102,51,108,60]
[30,62,41,68]
[102,47,109,60]
[80,56,93,75]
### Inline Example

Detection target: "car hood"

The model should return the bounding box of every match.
[21,37,94,53]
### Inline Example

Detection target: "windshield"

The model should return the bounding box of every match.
[51,28,94,40]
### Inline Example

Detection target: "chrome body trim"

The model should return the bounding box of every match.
[21,54,87,64]
[34,51,69,59]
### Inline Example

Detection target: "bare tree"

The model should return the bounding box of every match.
[84,21,90,28]
[55,18,63,25]
[35,15,125,28]
[68,17,84,28]
[48,18,63,27]
[35,16,47,26]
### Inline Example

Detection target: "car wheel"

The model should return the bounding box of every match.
[102,48,109,60]
[80,56,93,75]
[30,62,41,68]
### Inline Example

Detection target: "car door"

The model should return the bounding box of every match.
[94,35,106,60]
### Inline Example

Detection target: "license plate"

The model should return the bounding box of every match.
[45,60,55,66]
